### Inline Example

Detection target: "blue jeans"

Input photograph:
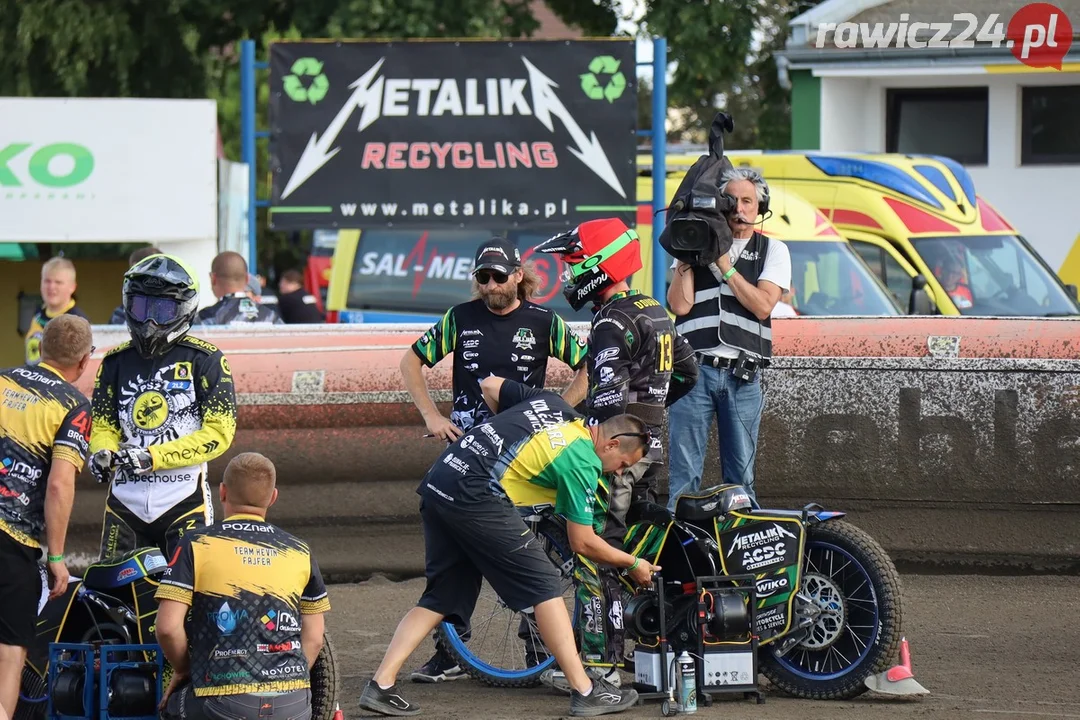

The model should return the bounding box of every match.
[667,363,763,509]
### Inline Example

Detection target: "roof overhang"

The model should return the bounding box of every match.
[777,45,1080,76]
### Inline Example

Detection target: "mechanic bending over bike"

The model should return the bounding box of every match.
[90,254,237,561]
[400,237,589,683]
[536,218,698,689]
[156,452,330,720]
[0,315,94,720]
[359,376,657,718]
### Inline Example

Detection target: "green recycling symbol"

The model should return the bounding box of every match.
[282,58,330,105]
[580,55,626,103]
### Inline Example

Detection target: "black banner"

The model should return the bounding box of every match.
[268,39,637,231]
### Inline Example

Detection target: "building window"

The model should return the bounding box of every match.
[1022,85,1080,165]
[886,88,989,165]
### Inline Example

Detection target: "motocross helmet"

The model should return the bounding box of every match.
[534,217,643,311]
[122,254,200,359]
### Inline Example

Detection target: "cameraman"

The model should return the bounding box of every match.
[666,168,790,506]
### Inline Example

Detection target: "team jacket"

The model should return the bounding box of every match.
[586,290,697,428]
[195,293,283,326]
[155,514,330,697]
[90,336,237,523]
[0,363,91,548]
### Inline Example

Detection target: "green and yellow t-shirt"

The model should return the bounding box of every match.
[420,380,602,525]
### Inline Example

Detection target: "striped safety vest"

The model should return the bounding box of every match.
[674,233,772,359]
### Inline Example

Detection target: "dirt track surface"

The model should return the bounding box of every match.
[326,573,1080,720]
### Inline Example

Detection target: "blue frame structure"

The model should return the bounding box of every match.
[240,37,668,295]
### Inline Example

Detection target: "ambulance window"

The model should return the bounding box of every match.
[886,87,988,165]
[1022,85,1080,165]
[850,242,883,278]
[882,253,913,301]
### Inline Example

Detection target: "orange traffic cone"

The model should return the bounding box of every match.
[332,702,344,720]
[863,636,929,696]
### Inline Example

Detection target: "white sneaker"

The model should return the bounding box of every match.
[540,667,621,695]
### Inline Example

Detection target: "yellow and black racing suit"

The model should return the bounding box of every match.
[90,335,237,560]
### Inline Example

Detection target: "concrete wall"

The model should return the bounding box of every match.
[62,320,1080,574]
[818,71,1080,279]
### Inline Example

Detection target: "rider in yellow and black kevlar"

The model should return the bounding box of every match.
[90,254,237,561]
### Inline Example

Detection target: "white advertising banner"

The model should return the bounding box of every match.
[217,159,250,266]
[0,98,218,242]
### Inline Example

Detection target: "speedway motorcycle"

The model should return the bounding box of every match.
[16,547,339,720]
[435,484,907,700]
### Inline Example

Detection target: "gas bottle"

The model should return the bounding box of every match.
[676,651,697,713]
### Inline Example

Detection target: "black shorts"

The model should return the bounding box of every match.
[416,485,563,628]
[0,531,42,648]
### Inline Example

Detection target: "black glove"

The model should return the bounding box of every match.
[114,448,154,476]
[90,450,114,484]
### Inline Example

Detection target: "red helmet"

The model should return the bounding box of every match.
[534,218,643,310]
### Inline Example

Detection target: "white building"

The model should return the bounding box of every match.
[776,0,1080,284]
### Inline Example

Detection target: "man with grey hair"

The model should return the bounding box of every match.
[666,167,790,506]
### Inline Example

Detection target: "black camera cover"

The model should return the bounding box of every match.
[660,112,737,266]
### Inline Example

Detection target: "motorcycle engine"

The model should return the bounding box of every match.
[624,583,751,653]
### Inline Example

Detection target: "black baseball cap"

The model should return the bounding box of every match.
[473,238,522,275]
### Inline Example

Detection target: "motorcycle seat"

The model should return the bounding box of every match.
[674,484,753,522]
[83,547,169,590]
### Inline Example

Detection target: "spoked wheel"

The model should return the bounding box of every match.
[437,518,577,688]
[760,519,902,700]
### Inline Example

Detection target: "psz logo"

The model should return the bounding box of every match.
[755,576,790,599]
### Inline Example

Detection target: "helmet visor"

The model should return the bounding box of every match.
[128,295,182,325]
[568,228,638,279]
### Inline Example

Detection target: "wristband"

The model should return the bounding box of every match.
[722,266,738,281]
[48,554,64,563]
[628,557,640,573]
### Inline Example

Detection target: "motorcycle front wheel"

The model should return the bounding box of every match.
[759,519,903,700]
[436,517,577,688]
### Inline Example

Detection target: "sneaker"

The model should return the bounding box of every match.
[569,677,639,717]
[358,680,420,717]
[541,667,621,695]
[408,650,466,683]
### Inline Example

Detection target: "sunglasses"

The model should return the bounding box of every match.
[475,270,510,285]
[128,295,182,324]
[611,430,654,447]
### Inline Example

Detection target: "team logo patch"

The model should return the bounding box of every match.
[220,356,232,376]
[513,328,536,350]
[132,391,169,430]
[174,362,193,381]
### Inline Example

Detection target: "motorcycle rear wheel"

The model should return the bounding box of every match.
[759,519,903,700]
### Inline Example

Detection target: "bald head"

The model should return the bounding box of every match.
[211,251,249,295]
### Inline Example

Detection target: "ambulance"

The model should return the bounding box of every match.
[721,151,1080,317]
[323,167,903,322]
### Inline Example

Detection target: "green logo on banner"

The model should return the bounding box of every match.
[0,143,94,188]
[282,57,330,105]
[580,55,626,103]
